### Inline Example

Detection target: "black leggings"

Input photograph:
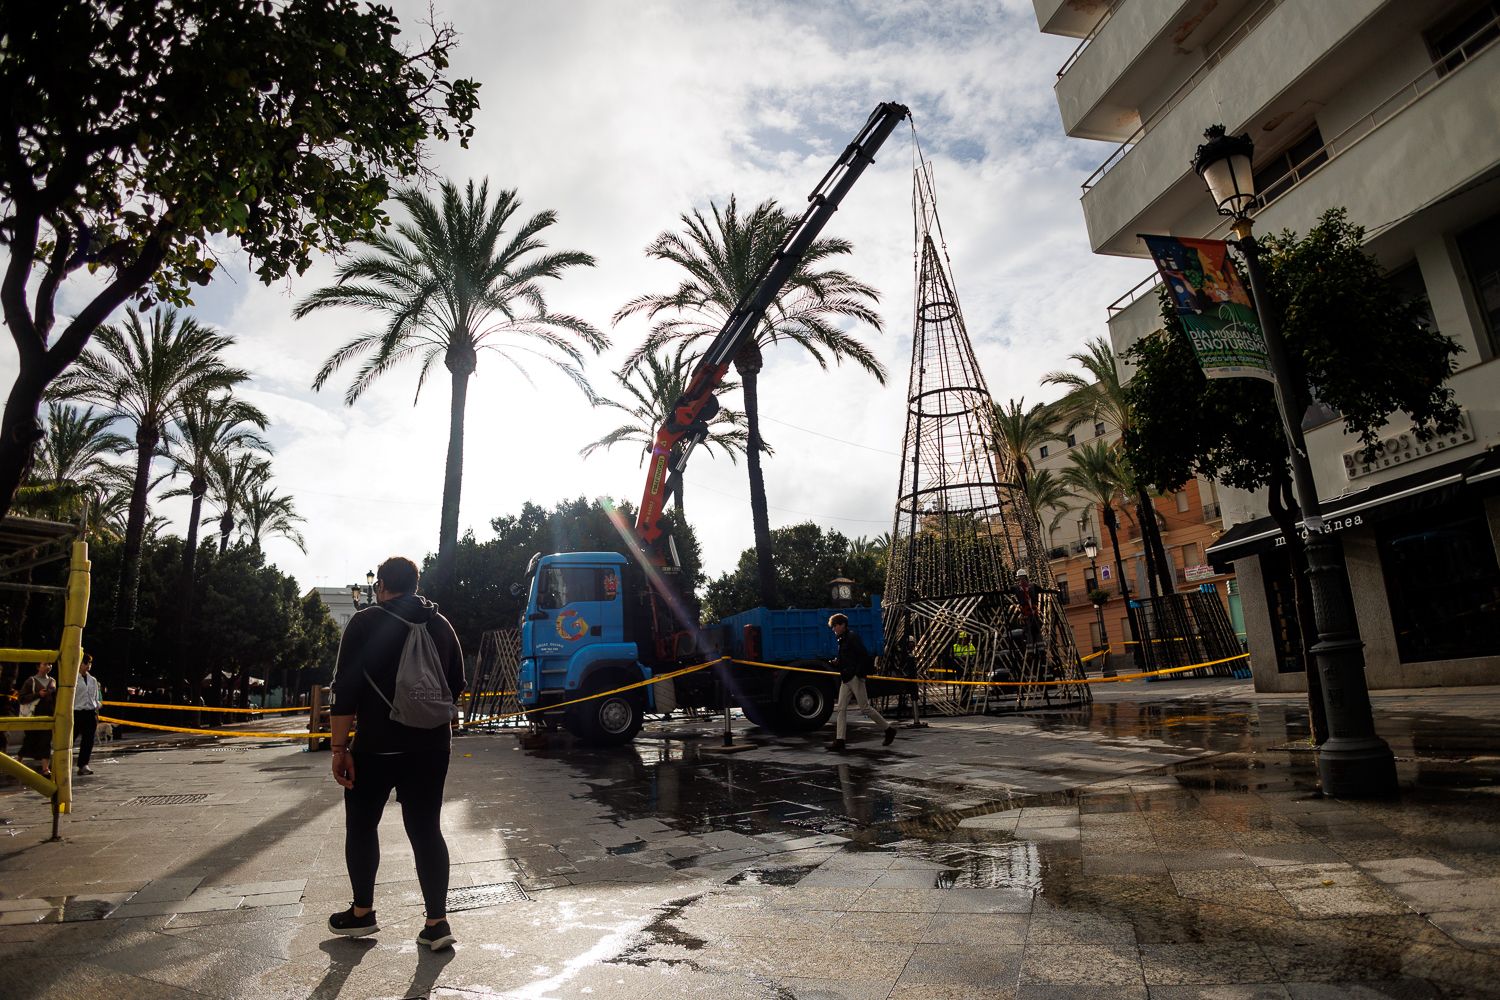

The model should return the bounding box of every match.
[344,748,451,918]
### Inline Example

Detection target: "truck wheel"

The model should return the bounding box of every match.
[564,679,644,746]
[774,669,836,732]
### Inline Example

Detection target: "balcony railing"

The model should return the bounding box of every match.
[1203,502,1222,521]
[1048,546,1068,560]
[1056,0,1121,79]
[1107,271,1162,314]
[1080,0,1284,193]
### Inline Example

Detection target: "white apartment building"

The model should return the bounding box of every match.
[1035,0,1500,690]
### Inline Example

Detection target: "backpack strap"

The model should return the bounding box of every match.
[362,605,419,711]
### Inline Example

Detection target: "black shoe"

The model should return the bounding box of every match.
[77,765,93,775]
[328,906,378,937]
[883,727,896,747]
[826,739,846,752]
[417,919,456,950]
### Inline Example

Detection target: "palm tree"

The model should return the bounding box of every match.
[580,349,749,517]
[1023,468,1073,542]
[15,403,130,521]
[616,196,886,606]
[50,308,247,656]
[163,392,270,670]
[207,452,270,554]
[238,483,306,553]
[1059,440,1142,663]
[993,397,1062,489]
[1043,336,1172,597]
[296,178,605,595]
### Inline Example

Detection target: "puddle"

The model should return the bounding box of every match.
[610,896,707,968]
[724,864,819,887]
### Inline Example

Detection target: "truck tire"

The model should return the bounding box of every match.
[774,666,837,732]
[564,675,644,746]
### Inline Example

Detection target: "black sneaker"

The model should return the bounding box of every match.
[77,765,93,775]
[417,919,456,950]
[826,739,846,753]
[883,727,896,747]
[328,906,378,937]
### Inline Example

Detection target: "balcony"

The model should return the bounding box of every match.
[1035,0,1112,38]
[1203,502,1222,521]
[1079,0,1388,256]
[1057,0,1256,142]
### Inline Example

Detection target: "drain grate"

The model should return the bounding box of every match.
[127,794,209,806]
[446,881,531,912]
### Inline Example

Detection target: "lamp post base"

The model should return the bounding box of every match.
[1317,735,1398,798]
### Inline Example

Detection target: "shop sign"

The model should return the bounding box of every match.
[1342,412,1474,480]
[1272,514,1365,547]
[1183,564,1217,582]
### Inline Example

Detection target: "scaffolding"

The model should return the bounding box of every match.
[881,165,1090,714]
[0,516,91,839]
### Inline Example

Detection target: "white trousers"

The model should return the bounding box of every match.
[834,677,888,741]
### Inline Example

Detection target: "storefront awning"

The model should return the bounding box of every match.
[1206,446,1500,569]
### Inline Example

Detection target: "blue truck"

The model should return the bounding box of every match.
[514,551,886,745]
[512,103,911,746]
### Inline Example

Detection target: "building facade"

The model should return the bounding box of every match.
[1028,414,1241,666]
[307,586,360,633]
[1036,0,1500,689]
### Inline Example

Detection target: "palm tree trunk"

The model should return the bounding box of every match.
[736,348,776,608]
[1136,500,1162,599]
[1103,504,1145,669]
[1136,485,1174,596]
[219,509,233,554]
[173,483,206,686]
[433,353,474,598]
[114,425,159,672]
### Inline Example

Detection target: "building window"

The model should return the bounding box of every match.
[1427,1,1500,76]
[1093,421,1106,437]
[1179,542,1202,569]
[1253,125,1327,207]
[1056,577,1070,605]
[1083,566,1099,593]
[1457,212,1500,357]
[1175,491,1191,513]
[1066,433,1077,447]
[1039,445,1050,459]
[1377,499,1500,663]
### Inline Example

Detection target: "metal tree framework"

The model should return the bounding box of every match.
[881,166,1090,714]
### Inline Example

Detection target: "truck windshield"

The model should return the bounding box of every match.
[538,566,618,609]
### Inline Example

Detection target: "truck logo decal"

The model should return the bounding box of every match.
[556,609,588,641]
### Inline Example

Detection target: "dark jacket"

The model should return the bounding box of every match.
[330,594,466,754]
[834,628,874,683]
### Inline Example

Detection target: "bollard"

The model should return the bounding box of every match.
[307,685,325,752]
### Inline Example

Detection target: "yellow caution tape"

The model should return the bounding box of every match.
[97,715,328,739]
[461,658,722,726]
[729,652,1248,688]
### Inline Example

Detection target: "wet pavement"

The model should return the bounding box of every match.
[3,679,1500,998]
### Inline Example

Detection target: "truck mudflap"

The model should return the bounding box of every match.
[652,671,677,714]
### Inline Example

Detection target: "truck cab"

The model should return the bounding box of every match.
[516,552,654,745]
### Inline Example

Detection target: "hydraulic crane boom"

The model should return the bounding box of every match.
[634,101,910,564]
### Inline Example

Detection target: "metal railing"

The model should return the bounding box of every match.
[1080,0,1284,193]
[1057,0,1122,79]
[1203,502,1222,521]
[1107,271,1161,314]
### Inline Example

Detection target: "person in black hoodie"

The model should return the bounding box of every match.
[326,556,466,950]
[827,613,896,752]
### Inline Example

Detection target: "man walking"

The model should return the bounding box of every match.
[827,613,896,752]
[74,653,100,776]
[327,557,466,950]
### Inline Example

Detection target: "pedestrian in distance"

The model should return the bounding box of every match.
[327,556,466,951]
[74,653,101,775]
[18,661,57,778]
[826,613,896,753]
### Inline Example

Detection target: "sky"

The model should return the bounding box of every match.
[16,0,1152,600]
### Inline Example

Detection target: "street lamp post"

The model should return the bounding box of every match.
[1192,125,1396,797]
[1084,537,1113,678]
[350,569,377,610]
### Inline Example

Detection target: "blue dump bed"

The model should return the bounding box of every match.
[711,598,884,663]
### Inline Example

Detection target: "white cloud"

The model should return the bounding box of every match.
[6,0,1152,607]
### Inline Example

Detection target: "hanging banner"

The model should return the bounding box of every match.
[1141,234,1274,382]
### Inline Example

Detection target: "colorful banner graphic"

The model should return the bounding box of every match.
[1142,234,1273,382]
